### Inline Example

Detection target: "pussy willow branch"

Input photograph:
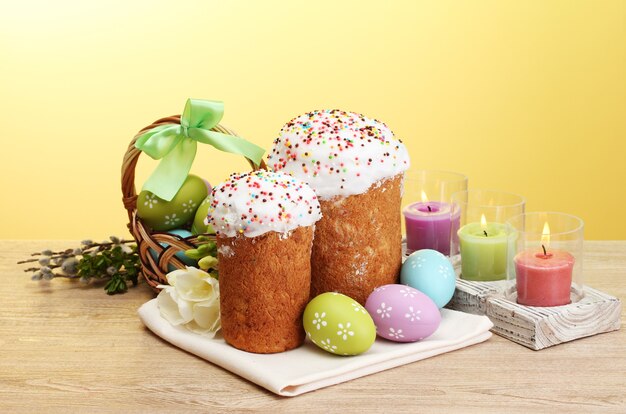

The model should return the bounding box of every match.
[23,265,60,272]
[17,240,135,264]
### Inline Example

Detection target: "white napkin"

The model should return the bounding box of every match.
[138,299,493,397]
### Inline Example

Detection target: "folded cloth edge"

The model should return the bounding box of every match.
[280,330,492,396]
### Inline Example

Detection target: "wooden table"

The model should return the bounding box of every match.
[1,241,624,413]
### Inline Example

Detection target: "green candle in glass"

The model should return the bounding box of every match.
[458,214,512,281]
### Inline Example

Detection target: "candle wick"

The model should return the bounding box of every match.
[483,230,488,237]
[427,205,432,212]
[542,244,547,256]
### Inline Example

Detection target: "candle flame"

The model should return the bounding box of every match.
[421,190,428,203]
[541,222,550,247]
[480,214,487,228]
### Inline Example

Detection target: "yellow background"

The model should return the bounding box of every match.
[1,0,625,240]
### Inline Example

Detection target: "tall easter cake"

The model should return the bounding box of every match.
[268,109,410,305]
[207,170,322,353]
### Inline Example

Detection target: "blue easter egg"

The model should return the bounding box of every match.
[400,249,456,308]
[149,229,197,271]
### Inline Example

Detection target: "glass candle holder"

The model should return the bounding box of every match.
[507,212,584,307]
[402,170,468,256]
[452,189,525,281]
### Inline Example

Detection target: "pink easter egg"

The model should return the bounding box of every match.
[365,284,441,343]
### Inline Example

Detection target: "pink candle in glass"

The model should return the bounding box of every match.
[514,248,575,307]
[403,201,461,256]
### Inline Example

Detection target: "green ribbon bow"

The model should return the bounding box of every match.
[135,99,265,201]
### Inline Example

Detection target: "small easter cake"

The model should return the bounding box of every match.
[207,170,322,353]
[268,109,410,305]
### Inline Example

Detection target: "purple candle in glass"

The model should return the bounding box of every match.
[403,191,461,255]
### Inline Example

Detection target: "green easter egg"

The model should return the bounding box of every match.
[191,195,215,235]
[137,174,208,231]
[303,292,376,356]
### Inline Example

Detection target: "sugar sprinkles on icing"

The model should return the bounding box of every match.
[268,109,410,200]
[207,170,322,238]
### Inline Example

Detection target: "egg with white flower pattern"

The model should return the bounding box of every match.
[365,284,441,343]
[137,174,208,231]
[303,292,376,356]
[400,249,456,308]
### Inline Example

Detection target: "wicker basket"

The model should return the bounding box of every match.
[121,115,266,291]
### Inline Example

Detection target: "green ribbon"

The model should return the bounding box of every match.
[135,99,265,201]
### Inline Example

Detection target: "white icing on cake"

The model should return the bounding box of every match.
[217,245,234,257]
[268,109,410,200]
[207,170,322,238]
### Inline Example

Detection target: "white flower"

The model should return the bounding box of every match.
[182,199,198,214]
[388,327,404,340]
[157,267,220,338]
[376,302,392,319]
[156,286,190,325]
[312,312,327,330]
[351,302,367,314]
[337,322,354,341]
[399,288,415,298]
[320,338,337,353]
[144,194,158,209]
[404,306,422,322]
[164,214,180,226]
[410,255,426,269]
[438,264,452,279]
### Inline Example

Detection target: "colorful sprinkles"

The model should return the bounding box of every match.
[207,170,322,237]
[268,109,410,200]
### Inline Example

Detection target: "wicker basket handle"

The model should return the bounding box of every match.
[121,115,266,222]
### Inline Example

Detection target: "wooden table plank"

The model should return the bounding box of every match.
[1,240,624,413]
